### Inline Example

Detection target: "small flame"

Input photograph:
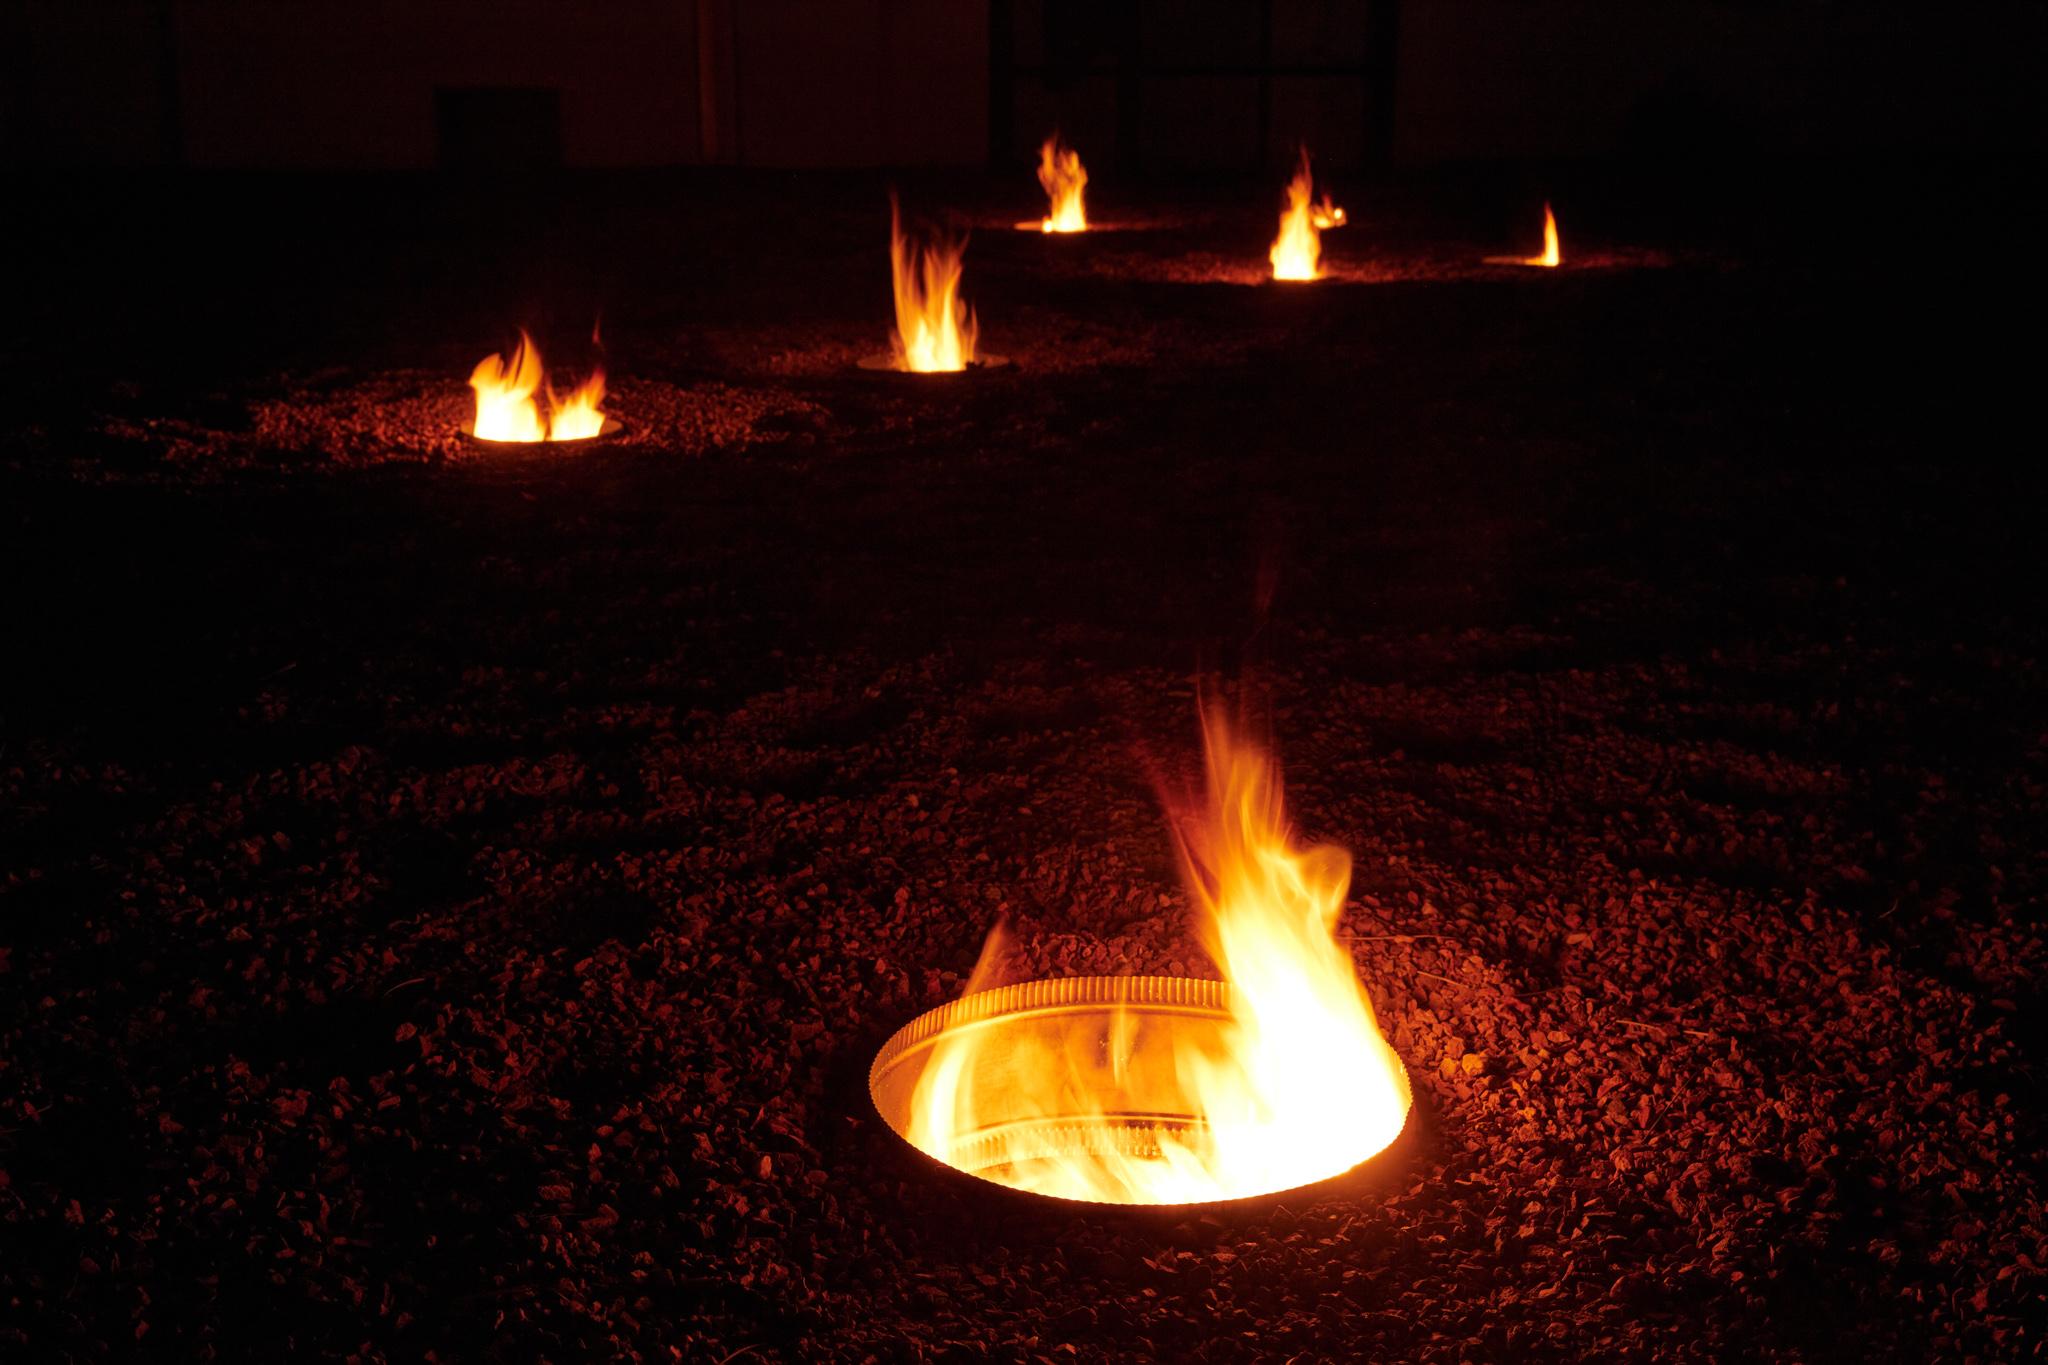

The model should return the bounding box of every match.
[1270,149,1337,282]
[468,330,606,442]
[889,195,978,373]
[1531,202,1562,267]
[1035,134,1088,233]
[908,704,1411,1204]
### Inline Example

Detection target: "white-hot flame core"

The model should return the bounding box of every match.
[469,330,546,442]
[1270,150,1331,281]
[907,707,1411,1204]
[468,330,606,442]
[889,196,978,373]
[1036,135,1088,233]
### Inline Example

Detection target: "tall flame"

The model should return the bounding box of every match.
[1035,134,1088,233]
[1270,149,1336,282]
[468,329,607,442]
[889,195,978,373]
[907,705,1411,1204]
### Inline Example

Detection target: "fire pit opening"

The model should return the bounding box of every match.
[869,706,1413,1207]
[871,974,1411,1206]
[1485,202,1563,268]
[1014,133,1089,234]
[1269,147,1346,283]
[466,327,616,444]
[865,194,988,374]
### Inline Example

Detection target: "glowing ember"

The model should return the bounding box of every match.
[889,195,978,373]
[878,705,1411,1205]
[1489,203,1562,268]
[1270,149,1341,282]
[468,330,608,442]
[1031,133,1088,233]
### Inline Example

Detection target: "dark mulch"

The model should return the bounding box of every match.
[1,169,2040,1361]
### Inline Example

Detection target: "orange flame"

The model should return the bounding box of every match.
[1270,149,1337,282]
[907,705,1411,1203]
[1035,134,1088,233]
[1490,203,1562,269]
[1531,202,1562,267]
[889,195,978,373]
[468,330,606,442]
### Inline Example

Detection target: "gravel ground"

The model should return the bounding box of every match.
[2,170,2041,1361]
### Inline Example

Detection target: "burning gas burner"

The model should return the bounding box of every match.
[870,707,1411,1205]
[465,329,619,445]
[1486,203,1563,268]
[1014,133,1088,233]
[1269,148,1346,282]
[861,195,1008,373]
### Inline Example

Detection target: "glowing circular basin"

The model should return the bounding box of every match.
[870,974,1412,1206]
[462,416,624,449]
[855,354,1011,375]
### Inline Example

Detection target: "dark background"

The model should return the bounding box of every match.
[4,0,2041,172]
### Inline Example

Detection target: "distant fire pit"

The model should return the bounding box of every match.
[1269,148,1347,282]
[1485,203,1564,268]
[870,706,1413,1206]
[1012,133,1089,234]
[464,328,617,444]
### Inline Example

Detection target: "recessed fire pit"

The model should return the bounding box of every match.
[855,354,1011,375]
[464,327,617,444]
[462,416,625,448]
[871,973,1412,1206]
[871,706,1415,1207]
[1484,203,1564,268]
[1013,132,1090,234]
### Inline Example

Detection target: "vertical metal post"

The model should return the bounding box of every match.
[1256,0,1274,173]
[989,0,1015,167]
[1364,0,1401,167]
[156,0,184,165]
[1113,0,1141,173]
[695,0,739,164]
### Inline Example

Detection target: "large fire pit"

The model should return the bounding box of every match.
[870,706,1415,1207]
[872,970,1417,1203]
[872,973,1412,1206]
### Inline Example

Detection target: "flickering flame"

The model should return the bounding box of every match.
[1532,203,1562,267]
[1035,134,1088,233]
[889,195,978,372]
[1270,150,1336,282]
[468,330,607,442]
[905,706,1411,1204]
[1490,203,1562,269]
